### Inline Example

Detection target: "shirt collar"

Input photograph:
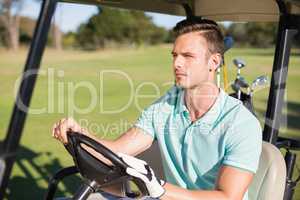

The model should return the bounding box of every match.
[175,86,187,114]
[175,87,227,126]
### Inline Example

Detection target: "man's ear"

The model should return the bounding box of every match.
[208,53,222,71]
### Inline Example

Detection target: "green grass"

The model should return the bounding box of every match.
[0,45,299,199]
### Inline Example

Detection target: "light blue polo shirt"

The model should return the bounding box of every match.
[134,85,262,200]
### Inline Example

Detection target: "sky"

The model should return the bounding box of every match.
[20,2,185,33]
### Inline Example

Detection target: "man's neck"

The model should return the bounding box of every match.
[184,83,220,122]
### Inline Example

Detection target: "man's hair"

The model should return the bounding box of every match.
[173,18,224,56]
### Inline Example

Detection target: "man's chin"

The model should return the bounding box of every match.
[175,81,189,89]
[176,81,209,90]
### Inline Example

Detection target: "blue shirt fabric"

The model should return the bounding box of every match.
[134,86,262,200]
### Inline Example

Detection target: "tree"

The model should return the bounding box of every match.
[226,23,249,47]
[19,16,35,45]
[226,22,277,48]
[62,31,76,48]
[76,7,168,49]
[52,18,62,50]
[0,19,6,46]
[52,4,62,50]
[0,0,23,51]
[246,22,277,47]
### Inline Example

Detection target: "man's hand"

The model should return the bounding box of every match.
[118,153,165,198]
[52,117,87,144]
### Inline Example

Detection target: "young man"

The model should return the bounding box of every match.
[53,18,262,200]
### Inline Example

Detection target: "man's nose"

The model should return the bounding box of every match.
[174,55,184,69]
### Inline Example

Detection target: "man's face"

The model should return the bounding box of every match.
[172,32,212,89]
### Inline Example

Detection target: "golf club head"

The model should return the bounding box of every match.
[231,82,240,92]
[251,75,269,91]
[235,77,249,88]
[224,36,234,52]
[233,58,246,69]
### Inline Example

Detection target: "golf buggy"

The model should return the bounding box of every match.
[0,0,299,199]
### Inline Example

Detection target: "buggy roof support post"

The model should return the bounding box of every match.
[0,0,57,198]
[263,2,299,144]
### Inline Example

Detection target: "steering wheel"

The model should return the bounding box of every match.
[64,131,148,197]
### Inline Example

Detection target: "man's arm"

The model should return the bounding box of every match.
[82,126,154,157]
[160,165,253,200]
[52,118,154,164]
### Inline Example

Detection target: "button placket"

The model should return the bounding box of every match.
[182,124,194,170]
[182,110,191,124]
[195,121,213,135]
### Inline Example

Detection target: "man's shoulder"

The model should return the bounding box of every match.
[221,93,260,126]
[219,92,242,117]
[224,94,261,132]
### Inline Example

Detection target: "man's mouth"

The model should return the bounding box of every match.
[175,71,187,76]
[175,73,187,77]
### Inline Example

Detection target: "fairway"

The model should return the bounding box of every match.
[0,45,300,199]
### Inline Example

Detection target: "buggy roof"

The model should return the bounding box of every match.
[62,0,300,21]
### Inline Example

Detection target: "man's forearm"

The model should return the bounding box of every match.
[81,127,151,155]
[160,183,230,200]
[79,127,153,166]
[79,129,117,165]
[83,130,116,150]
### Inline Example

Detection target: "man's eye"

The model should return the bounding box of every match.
[184,54,193,58]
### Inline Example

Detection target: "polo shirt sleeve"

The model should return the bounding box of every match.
[223,107,262,173]
[134,104,156,139]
